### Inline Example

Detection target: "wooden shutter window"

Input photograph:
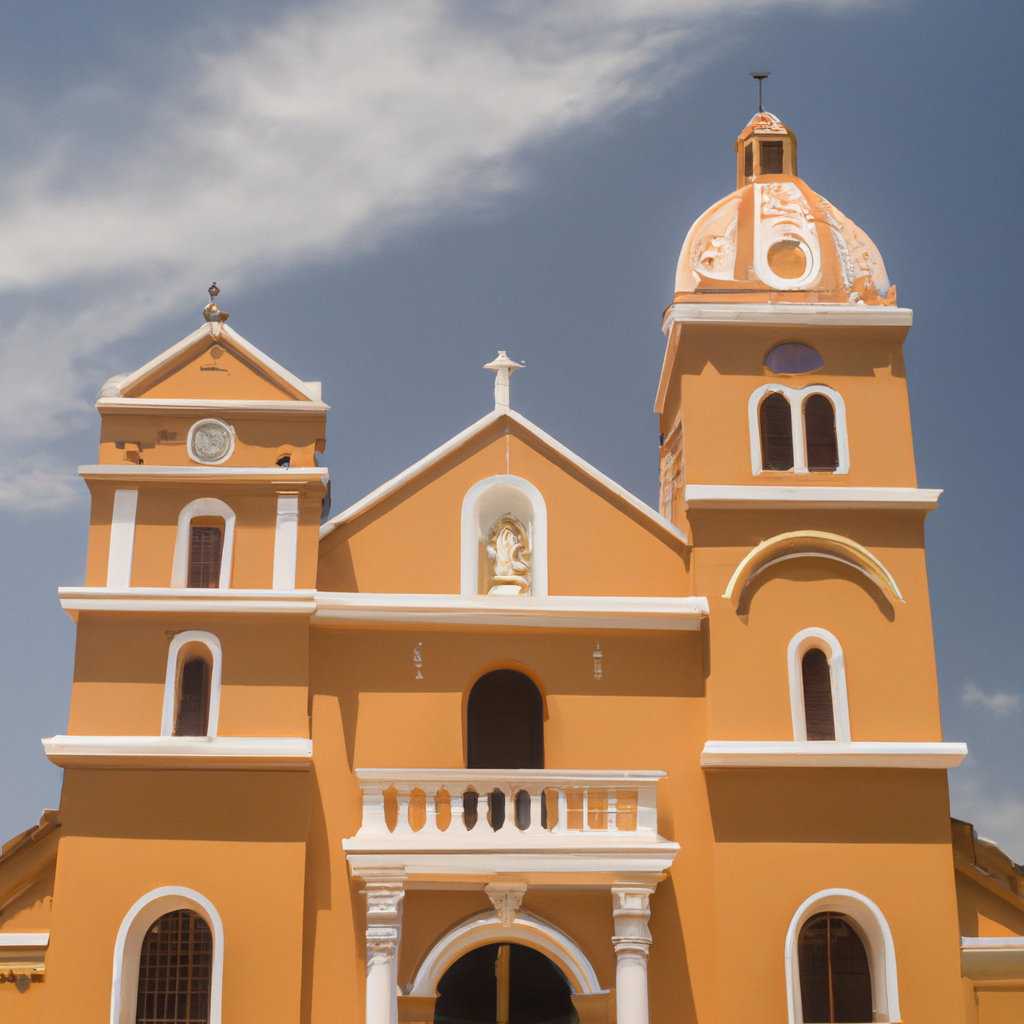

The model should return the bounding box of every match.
[759,392,794,471]
[174,657,211,737]
[188,519,223,588]
[798,912,873,1023]
[802,648,836,742]
[804,394,840,471]
[135,909,212,1024]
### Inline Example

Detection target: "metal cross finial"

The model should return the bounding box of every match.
[483,351,525,413]
[750,72,770,113]
[203,282,229,325]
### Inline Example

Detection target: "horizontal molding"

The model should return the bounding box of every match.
[662,302,913,331]
[0,934,48,948]
[42,735,312,770]
[313,593,709,631]
[58,588,317,619]
[961,938,1024,982]
[79,465,328,485]
[96,397,329,416]
[700,740,968,768]
[684,484,942,511]
[354,768,667,786]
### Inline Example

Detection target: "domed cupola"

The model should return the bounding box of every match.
[675,113,896,306]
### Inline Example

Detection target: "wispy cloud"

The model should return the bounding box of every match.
[962,681,1021,714]
[0,0,868,507]
[952,762,1024,863]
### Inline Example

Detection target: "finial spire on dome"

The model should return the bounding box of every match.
[203,282,229,327]
[750,72,770,113]
[484,351,524,413]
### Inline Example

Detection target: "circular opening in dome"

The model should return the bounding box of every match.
[765,342,824,375]
[766,239,807,280]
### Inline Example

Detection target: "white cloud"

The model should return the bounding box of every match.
[0,0,868,507]
[952,764,1024,863]
[962,680,1021,714]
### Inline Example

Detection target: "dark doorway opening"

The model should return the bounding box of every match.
[466,670,544,770]
[434,943,578,1024]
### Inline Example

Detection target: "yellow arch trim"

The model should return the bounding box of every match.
[723,530,904,603]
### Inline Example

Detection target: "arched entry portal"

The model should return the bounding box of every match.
[434,943,578,1024]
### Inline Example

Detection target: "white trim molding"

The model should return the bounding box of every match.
[171,498,236,588]
[785,888,900,1024]
[106,489,139,588]
[461,475,548,596]
[81,465,328,485]
[788,628,851,742]
[313,593,708,631]
[161,631,222,737]
[97,398,329,416]
[272,493,300,590]
[58,587,317,621]
[961,936,1024,981]
[700,740,967,768]
[748,383,850,476]
[662,302,913,332]
[43,735,313,770]
[110,887,224,1024]
[0,934,49,947]
[684,484,941,511]
[408,910,605,998]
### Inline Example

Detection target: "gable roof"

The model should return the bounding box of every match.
[319,408,687,545]
[97,321,327,409]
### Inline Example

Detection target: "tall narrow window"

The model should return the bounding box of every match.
[804,395,839,471]
[759,392,794,471]
[798,912,872,1023]
[744,142,753,179]
[467,670,544,770]
[760,139,784,174]
[802,649,836,742]
[174,657,211,737]
[136,909,212,1024]
[188,519,223,588]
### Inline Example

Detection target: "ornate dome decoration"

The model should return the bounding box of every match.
[675,113,895,306]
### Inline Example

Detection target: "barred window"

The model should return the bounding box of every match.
[801,648,836,742]
[188,519,223,588]
[798,912,872,1023]
[136,909,212,1024]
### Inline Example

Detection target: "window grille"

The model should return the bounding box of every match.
[759,392,794,470]
[135,910,212,1024]
[802,649,836,742]
[798,912,872,1023]
[188,525,223,588]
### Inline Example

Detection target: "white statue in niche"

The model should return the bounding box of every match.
[486,515,531,595]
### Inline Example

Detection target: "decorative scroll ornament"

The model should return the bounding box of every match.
[486,882,527,928]
[486,515,531,595]
[688,194,739,285]
[752,182,822,291]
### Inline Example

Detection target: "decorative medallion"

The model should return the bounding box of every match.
[187,419,234,464]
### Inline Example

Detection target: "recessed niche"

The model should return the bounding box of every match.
[765,342,824,375]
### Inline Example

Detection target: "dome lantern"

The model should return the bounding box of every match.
[735,111,798,188]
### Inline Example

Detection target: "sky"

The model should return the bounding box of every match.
[0,0,1021,858]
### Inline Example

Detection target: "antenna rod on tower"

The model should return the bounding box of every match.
[750,72,770,113]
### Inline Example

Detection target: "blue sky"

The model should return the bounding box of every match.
[0,0,1021,857]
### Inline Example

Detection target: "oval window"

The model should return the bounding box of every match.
[765,342,824,375]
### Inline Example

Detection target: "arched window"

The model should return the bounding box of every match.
[135,909,213,1024]
[797,912,872,1023]
[162,632,222,738]
[188,518,224,588]
[804,394,839,472]
[467,670,544,769]
[171,499,235,589]
[759,392,794,471]
[801,649,835,742]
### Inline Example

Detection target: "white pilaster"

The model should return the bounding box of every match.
[611,885,654,1024]
[362,874,405,1024]
[272,492,299,590]
[106,489,139,587]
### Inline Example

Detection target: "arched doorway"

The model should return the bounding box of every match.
[434,943,578,1024]
[467,670,544,770]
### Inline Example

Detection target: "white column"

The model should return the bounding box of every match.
[362,874,405,1024]
[611,885,654,1024]
[106,489,138,587]
[272,492,299,590]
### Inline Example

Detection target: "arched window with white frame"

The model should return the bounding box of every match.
[785,889,900,1024]
[110,886,224,1024]
[748,384,849,476]
[171,498,236,589]
[787,629,850,743]
[162,631,222,738]
[460,476,548,597]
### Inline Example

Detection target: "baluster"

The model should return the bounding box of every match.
[393,788,413,834]
[362,784,388,836]
[582,786,591,831]
[424,788,438,833]
[528,787,544,833]
[450,789,465,831]
[608,790,618,832]
[555,788,567,833]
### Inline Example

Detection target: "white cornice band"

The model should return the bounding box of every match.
[0,934,49,948]
[662,302,914,333]
[684,485,942,511]
[96,398,329,416]
[700,740,968,768]
[58,588,318,620]
[79,465,329,485]
[42,735,313,770]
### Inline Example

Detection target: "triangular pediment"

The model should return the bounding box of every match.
[102,322,323,405]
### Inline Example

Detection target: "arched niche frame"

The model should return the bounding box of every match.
[787,627,851,742]
[747,383,849,475]
[461,475,548,597]
[161,630,223,737]
[109,885,224,1024]
[171,497,236,589]
[784,888,900,1024]
[723,531,903,608]
[408,910,604,998]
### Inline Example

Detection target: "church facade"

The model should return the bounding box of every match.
[2,112,1022,1024]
